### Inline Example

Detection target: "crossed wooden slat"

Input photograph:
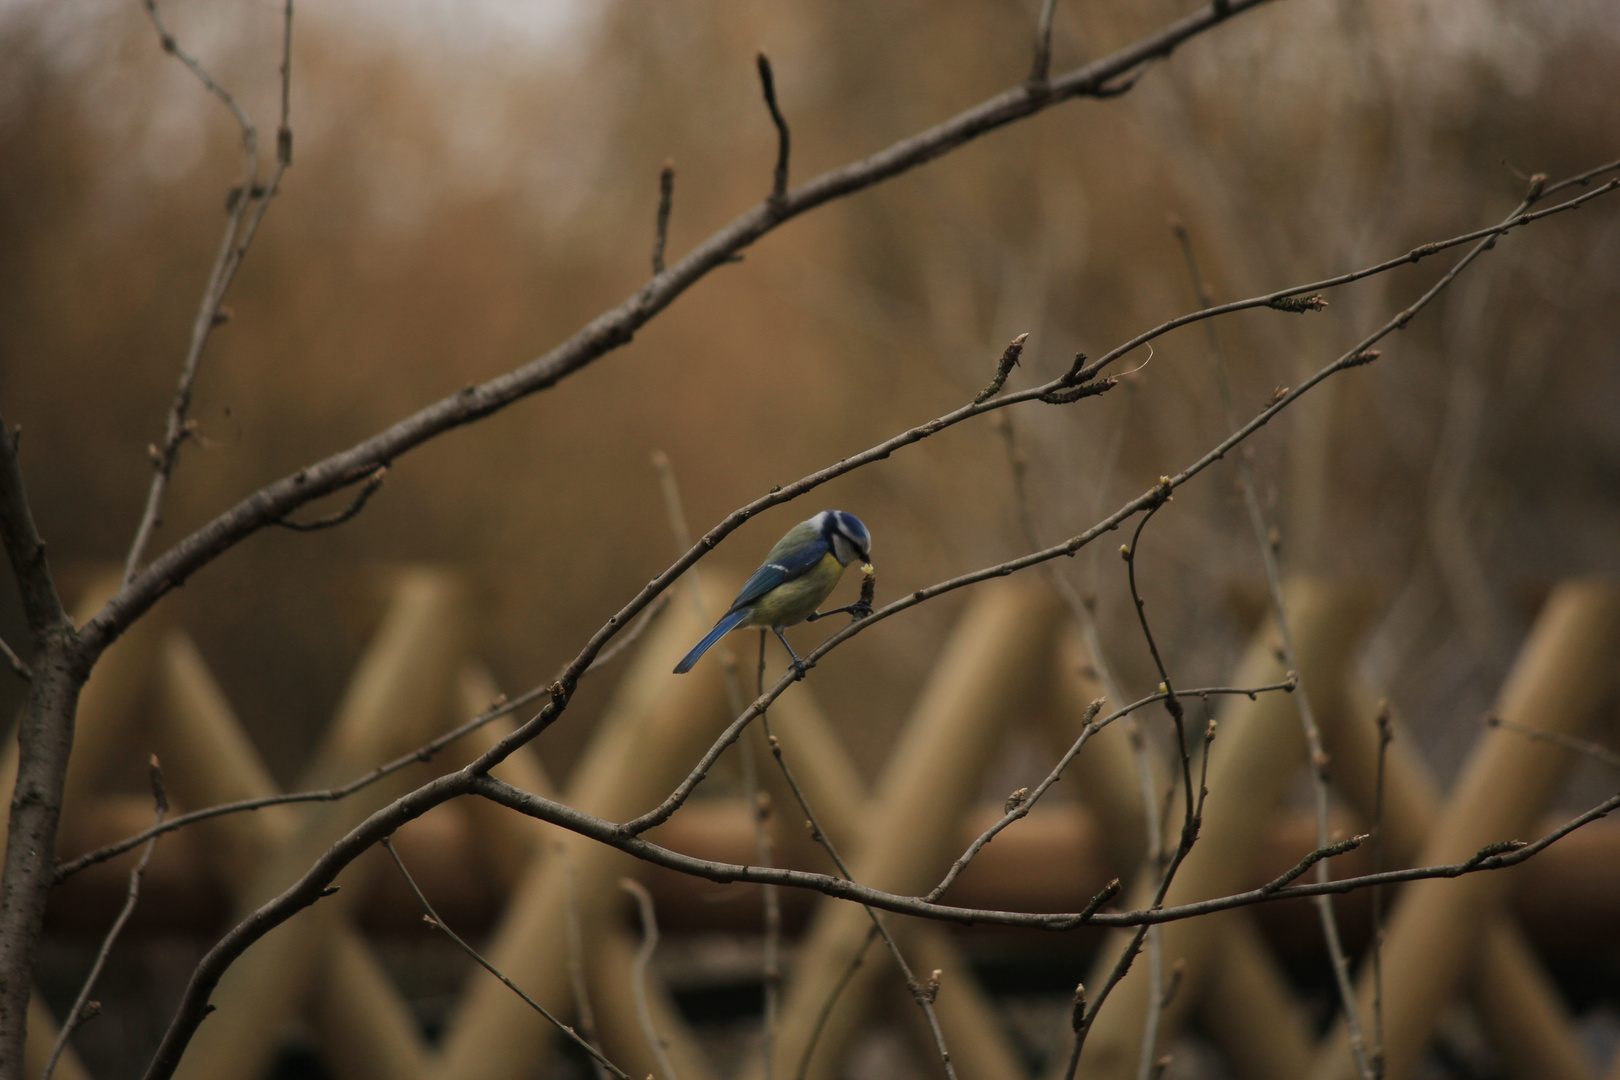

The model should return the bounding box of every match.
[22,570,1620,1080]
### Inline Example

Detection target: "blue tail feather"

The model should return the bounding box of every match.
[673,608,750,674]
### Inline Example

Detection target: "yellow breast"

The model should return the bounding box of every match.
[744,553,846,629]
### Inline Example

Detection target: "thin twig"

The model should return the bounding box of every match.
[1131,714,1168,1080]
[653,161,676,275]
[756,54,791,205]
[1065,504,1215,1079]
[651,450,781,1075]
[621,879,679,1080]
[0,634,29,682]
[92,0,1281,659]
[41,757,169,1080]
[1030,0,1061,85]
[1073,173,1620,385]
[795,926,877,1080]
[755,634,781,1080]
[1370,702,1392,1080]
[925,680,1293,903]
[274,467,387,531]
[585,593,673,673]
[562,847,609,1080]
[758,714,959,1079]
[125,0,295,581]
[1170,218,1373,1080]
[56,624,671,882]
[134,163,1620,1079]
[88,163,1616,671]
[996,410,1170,1080]
[380,838,631,1080]
[1066,700,1218,1077]
[1485,713,1620,771]
[1259,835,1369,894]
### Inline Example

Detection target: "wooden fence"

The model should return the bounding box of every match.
[15,569,1620,1080]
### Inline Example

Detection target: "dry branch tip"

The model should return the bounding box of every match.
[973,333,1029,403]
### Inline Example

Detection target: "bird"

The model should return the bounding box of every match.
[673,510,873,677]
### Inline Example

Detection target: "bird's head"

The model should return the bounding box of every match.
[817,510,872,566]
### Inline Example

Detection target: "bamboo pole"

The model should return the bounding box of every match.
[433,580,729,1080]
[1064,581,1368,1080]
[1310,580,1620,1080]
[760,581,1058,1080]
[174,569,466,1080]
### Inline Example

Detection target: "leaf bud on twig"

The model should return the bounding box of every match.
[1266,293,1328,313]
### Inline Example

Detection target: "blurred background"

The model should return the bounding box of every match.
[2,0,1619,1076]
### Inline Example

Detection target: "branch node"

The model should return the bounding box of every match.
[1266,293,1328,313]
[1070,982,1088,1031]
[1079,878,1121,921]
[973,333,1029,403]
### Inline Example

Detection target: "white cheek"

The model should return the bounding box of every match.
[832,535,854,564]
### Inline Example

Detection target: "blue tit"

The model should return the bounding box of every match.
[673,510,873,677]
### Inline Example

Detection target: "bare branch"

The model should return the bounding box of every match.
[273,467,387,532]
[795,927,876,1080]
[0,635,29,683]
[381,838,631,1080]
[1485,712,1620,771]
[131,162,1620,1080]
[652,161,676,275]
[925,681,1293,903]
[1075,172,1620,385]
[85,0,1280,663]
[55,677,546,881]
[1170,216,1372,1079]
[1030,0,1061,85]
[41,757,168,1080]
[124,0,296,581]
[757,710,959,1080]
[756,54,791,206]
[137,723,1620,1080]
[973,333,1028,404]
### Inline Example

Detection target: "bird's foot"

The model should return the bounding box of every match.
[807,600,873,623]
[790,657,808,680]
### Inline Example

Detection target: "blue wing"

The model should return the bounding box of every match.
[728,536,829,613]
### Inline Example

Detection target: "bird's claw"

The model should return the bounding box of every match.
[849,600,874,620]
[790,658,808,681]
